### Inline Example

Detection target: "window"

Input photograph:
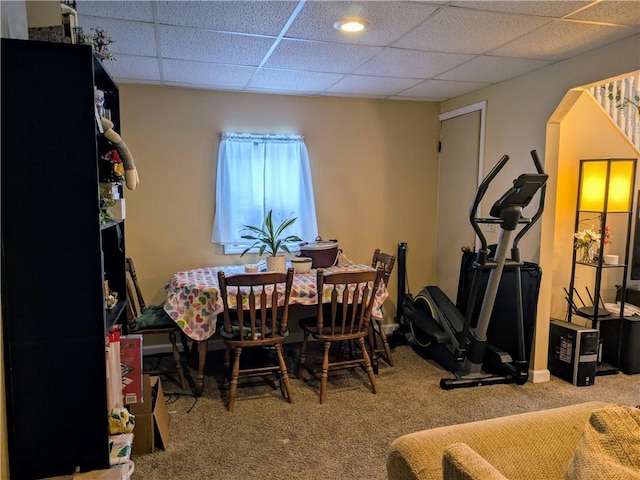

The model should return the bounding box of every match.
[211,132,318,253]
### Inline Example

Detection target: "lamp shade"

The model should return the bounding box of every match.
[579,159,635,212]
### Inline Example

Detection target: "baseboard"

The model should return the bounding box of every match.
[529,368,550,383]
[143,323,401,356]
[382,322,399,335]
[143,337,226,356]
[143,333,309,356]
[143,342,179,356]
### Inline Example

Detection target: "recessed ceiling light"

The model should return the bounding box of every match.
[334,18,367,33]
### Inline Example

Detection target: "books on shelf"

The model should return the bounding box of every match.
[120,335,143,405]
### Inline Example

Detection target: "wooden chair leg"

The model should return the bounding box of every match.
[368,323,376,357]
[367,323,379,373]
[375,319,394,367]
[168,331,188,391]
[274,344,293,403]
[228,347,242,412]
[358,337,378,394]
[298,330,309,379]
[194,339,208,397]
[179,332,191,365]
[223,345,232,383]
[320,341,331,404]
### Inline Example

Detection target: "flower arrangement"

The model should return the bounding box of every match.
[75,27,116,60]
[574,226,600,263]
[603,225,611,246]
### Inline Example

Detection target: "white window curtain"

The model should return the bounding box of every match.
[211,132,318,247]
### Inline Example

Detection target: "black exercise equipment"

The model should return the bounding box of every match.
[401,151,547,389]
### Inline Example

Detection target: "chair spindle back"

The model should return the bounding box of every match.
[317,268,386,337]
[218,268,294,341]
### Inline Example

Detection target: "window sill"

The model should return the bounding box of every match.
[223,244,301,255]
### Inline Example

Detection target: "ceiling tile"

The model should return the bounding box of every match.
[387,95,446,102]
[249,68,344,92]
[265,39,382,73]
[69,0,640,101]
[568,1,640,27]
[489,20,639,60]
[159,25,275,65]
[448,1,591,18]
[76,1,154,22]
[398,79,490,99]
[394,6,552,54]
[354,48,474,78]
[326,74,423,96]
[436,56,554,83]
[156,1,298,35]
[162,59,256,87]
[78,16,157,57]
[247,87,325,97]
[285,1,441,46]
[318,91,388,99]
[100,55,160,83]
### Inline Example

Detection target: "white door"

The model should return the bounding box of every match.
[436,108,482,300]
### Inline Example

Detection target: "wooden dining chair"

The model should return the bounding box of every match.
[370,249,396,367]
[125,257,190,391]
[297,267,386,404]
[217,268,295,412]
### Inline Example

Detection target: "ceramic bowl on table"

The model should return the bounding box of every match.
[291,256,313,274]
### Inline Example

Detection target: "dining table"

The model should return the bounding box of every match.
[163,261,389,396]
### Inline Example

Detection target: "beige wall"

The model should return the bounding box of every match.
[25,0,60,28]
[120,88,441,321]
[440,33,640,376]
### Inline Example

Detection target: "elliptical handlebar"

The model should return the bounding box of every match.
[512,150,547,254]
[469,154,510,252]
[468,151,547,258]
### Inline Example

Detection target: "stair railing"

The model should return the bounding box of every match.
[585,72,640,152]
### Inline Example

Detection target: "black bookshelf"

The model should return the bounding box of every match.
[1,38,126,479]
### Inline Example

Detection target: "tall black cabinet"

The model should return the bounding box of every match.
[2,39,126,479]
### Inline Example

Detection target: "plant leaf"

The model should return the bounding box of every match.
[240,240,261,257]
[238,209,299,257]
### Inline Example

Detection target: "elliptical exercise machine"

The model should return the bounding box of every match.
[403,151,547,389]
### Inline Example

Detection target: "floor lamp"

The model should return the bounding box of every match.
[570,158,636,375]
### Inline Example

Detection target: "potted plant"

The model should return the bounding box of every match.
[240,210,302,271]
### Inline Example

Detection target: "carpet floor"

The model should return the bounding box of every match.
[131,342,639,479]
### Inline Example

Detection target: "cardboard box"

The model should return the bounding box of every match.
[41,461,134,480]
[128,375,169,455]
[120,335,143,405]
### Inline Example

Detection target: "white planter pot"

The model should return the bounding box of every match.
[266,255,287,272]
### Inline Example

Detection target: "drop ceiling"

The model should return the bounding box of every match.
[76,1,640,102]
